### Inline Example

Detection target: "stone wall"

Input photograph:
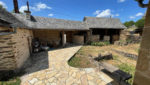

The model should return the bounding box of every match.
[119,30,130,41]
[90,35,99,42]
[0,27,16,70]
[133,1,150,85]
[112,35,119,42]
[0,27,33,70]
[33,30,61,46]
[73,35,84,44]
[12,28,33,68]
[104,36,110,41]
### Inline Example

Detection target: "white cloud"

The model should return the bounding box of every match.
[48,13,53,17]
[115,14,120,16]
[0,1,7,8]
[94,10,101,15]
[129,16,135,19]
[118,0,126,3]
[129,12,144,19]
[136,12,144,17]
[33,2,52,11]
[94,9,119,17]
[94,9,111,17]
[19,5,27,12]
[19,2,52,12]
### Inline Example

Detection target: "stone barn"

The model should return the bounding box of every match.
[0,8,32,70]
[12,13,89,47]
[0,7,126,71]
[0,8,89,71]
[84,17,127,43]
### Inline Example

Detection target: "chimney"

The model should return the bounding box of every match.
[13,0,20,13]
[24,1,31,20]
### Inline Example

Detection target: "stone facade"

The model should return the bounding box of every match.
[90,35,100,42]
[73,35,84,44]
[33,30,61,47]
[133,1,150,85]
[12,28,33,68]
[0,27,33,70]
[104,36,110,41]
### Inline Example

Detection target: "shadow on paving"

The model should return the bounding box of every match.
[21,44,82,74]
[21,51,49,74]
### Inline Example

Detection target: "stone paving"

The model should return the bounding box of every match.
[21,46,113,85]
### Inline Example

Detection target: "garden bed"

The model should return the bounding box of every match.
[68,43,139,84]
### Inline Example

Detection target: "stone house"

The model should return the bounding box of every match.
[84,17,126,43]
[0,7,126,71]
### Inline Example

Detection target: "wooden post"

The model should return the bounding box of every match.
[133,1,150,85]
[86,30,91,43]
[62,31,66,47]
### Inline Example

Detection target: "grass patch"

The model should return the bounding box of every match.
[68,56,81,67]
[0,77,21,85]
[118,63,136,85]
[68,47,96,68]
[90,41,110,46]
[113,55,119,60]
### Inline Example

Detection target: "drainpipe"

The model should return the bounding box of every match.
[0,27,17,36]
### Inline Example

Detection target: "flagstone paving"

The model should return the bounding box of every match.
[21,46,113,85]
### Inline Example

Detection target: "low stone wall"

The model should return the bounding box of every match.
[90,35,99,42]
[73,35,84,44]
[104,36,110,41]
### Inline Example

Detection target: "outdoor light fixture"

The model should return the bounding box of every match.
[136,0,149,8]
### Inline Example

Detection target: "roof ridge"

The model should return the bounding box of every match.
[12,13,83,23]
[84,16,120,20]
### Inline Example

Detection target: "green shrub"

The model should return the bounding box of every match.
[90,41,110,46]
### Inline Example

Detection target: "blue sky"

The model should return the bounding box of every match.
[0,0,149,22]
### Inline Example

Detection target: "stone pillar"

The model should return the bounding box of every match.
[62,31,66,47]
[133,1,150,85]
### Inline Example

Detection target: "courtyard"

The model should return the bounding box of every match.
[20,46,113,85]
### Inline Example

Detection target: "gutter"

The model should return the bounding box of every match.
[0,27,17,36]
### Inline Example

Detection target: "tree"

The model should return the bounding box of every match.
[124,21,135,28]
[0,4,6,10]
[135,18,145,28]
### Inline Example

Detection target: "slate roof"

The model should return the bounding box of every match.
[0,9,126,30]
[0,8,26,28]
[12,13,89,30]
[84,17,127,29]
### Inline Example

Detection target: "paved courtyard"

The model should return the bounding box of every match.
[21,46,113,85]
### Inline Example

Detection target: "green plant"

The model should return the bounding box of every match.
[135,18,145,28]
[124,21,135,28]
[0,77,21,85]
[68,57,81,67]
[118,63,136,85]
[113,55,119,60]
[91,41,110,46]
